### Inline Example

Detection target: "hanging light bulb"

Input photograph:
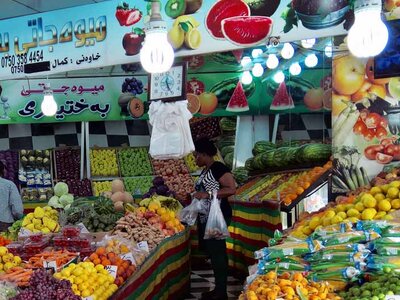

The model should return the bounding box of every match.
[241,56,252,67]
[252,63,264,77]
[347,0,388,57]
[241,71,253,84]
[301,39,316,49]
[305,54,318,68]
[289,62,302,76]
[41,84,57,117]
[273,71,285,83]
[251,49,263,58]
[281,43,295,59]
[140,1,174,73]
[266,54,279,69]
[324,44,333,58]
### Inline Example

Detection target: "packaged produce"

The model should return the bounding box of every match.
[254,239,323,260]
[322,230,380,247]
[375,246,400,256]
[310,261,366,273]
[204,194,229,240]
[0,281,17,299]
[323,243,367,253]
[312,222,353,238]
[25,250,78,271]
[257,260,308,273]
[310,266,362,282]
[305,251,369,263]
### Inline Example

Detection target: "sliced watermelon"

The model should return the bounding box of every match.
[226,82,249,112]
[221,16,273,46]
[270,82,295,110]
[232,49,244,63]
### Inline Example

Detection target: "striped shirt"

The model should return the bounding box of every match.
[0,178,23,224]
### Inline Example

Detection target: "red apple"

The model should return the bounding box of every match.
[122,29,145,56]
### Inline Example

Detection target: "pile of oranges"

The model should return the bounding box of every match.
[239,271,340,300]
[0,236,11,247]
[280,161,332,206]
[85,247,136,286]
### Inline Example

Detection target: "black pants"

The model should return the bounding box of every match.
[0,222,11,232]
[197,220,230,294]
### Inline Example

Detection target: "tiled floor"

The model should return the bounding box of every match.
[185,269,244,300]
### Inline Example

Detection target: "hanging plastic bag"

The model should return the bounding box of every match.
[204,191,230,240]
[179,198,203,226]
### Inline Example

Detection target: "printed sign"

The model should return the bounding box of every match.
[43,260,57,272]
[120,252,136,265]
[105,265,118,279]
[137,241,149,253]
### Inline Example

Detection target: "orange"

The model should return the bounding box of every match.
[93,258,101,265]
[296,187,305,195]
[107,252,116,259]
[303,182,311,189]
[96,247,106,256]
[89,253,98,261]
[101,259,111,266]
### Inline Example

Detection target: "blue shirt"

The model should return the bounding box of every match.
[0,178,23,223]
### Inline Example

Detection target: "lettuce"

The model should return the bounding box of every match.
[54,182,69,197]
[59,194,74,207]
[48,196,63,209]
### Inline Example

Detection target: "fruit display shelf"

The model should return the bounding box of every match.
[53,146,81,180]
[89,147,120,178]
[249,160,330,177]
[118,147,153,177]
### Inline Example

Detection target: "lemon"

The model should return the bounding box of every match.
[370,186,382,195]
[337,212,347,219]
[383,214,394,220]
[184,28,202,49]
[347,217,360,223]
[309,217,321,230]
[387,187,400,199]
[378,199,392,212]
[322,217,332,227]
[381,184,390,193]
[362,208,377,220]
[389,180,400,188]
[347,208,360,218]
[355,202,365,212]
[391,199,400,209]
[167,25,184,49]
[81,289,91,298]
[13,256,21,264]
[331,215,343,224]
[61,268,71,277]
[335,204,346,212]
[362,193,377,208]
[374,211,387,219]
[54,272,62,279]
[0,247,8,256]
[374,193,386,201]
[302,226,312,235]
[325,210,336,218]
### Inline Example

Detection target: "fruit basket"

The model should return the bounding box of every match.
[118,147,153,177]
[89,147,120,178]
[53,146,81,180]
[123,176,154,195]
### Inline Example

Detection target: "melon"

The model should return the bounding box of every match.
[270,82,295,110]
[111,179,125,194]
[221,16,273,46]
[187,93,201,114]
[226,82,249,112]
[205,0,250,40]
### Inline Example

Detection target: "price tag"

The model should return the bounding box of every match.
[105,265,118,279]
[137,241,149,253]
[120,252,136,265]
[43,260,57,272]
[76,223,90,234]
[82,297,94,300]
[385,296,400,300]
[19,227,32,237]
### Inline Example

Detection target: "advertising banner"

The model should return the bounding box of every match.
[0,0,350,80]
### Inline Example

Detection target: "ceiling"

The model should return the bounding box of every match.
[0,0,110,20]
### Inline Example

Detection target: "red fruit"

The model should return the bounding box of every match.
[353,119,368,135]
[381,138,395,146]
[125,9,142,26]
[376,152,393,164]
[122,28,145,56]
[232,49,243,63]
[186,78,205,95]
[365,113,382,129]
[221,16,273,46]
[364,145,384,160]
[205,0,250,40]
[226,82,249,112]
[384,144,400,160]
[115,9,129,26]
[270,82,295,110]
[375,126,388,140]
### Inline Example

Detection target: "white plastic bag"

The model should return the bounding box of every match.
[179,198,202,226]
[204,192,230,240]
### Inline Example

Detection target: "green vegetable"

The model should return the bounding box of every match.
[54,182,69,197]
[59,194,74,207]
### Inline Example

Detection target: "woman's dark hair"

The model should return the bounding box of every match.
[194,138,218,157]
[0,161,4,177]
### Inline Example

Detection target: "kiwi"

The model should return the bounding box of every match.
[184,0,202,14]
[128,98,145,118]
[165,0,186,19]
[243,0,280,16]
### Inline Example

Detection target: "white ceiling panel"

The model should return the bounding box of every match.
[0,0,37,19]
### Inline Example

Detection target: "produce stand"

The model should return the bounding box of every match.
[111,227,191,300]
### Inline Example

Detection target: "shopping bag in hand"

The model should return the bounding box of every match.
[204,192,230,240]
[179,198,203,226]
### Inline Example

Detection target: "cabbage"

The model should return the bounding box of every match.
[54,182,69,197]
[59,194,74,207]
[48,196,63,208]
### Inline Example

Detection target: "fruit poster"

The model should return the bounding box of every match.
[0,0,352,80]
[332,39,400,193]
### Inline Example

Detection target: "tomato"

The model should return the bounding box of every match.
[376,152,393,164]
[353,119,368,135]
[364,128,376,141]
[364,144,384,160]
[385,144,400,160]
[381,138,395,146]
[379,117,388,128]
[365,112,382,128]
[375,126,388,140]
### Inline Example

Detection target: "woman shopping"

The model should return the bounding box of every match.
[192,138,236,300]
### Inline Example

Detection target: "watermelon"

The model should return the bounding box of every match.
[232,49,243,63]
[245,157,255,171]
[260,150,276,167]
[252,141,276,156]
[226,82,250,112]
[270,82,295,110]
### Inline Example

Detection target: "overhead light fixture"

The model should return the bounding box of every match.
[241,56,252,67]
[41,83,57,117]
[305,54,318,68]
[301,39,316,49]
[324,44,333,58]
[347,0,388,57]
[140,1,174,73]
[252,63,264,77]
[281,43,295,59]
[266,54,279,69]
[251,49,263,58]
[289,62,302,76]
[273,71,285,83]
[241,71,253,84]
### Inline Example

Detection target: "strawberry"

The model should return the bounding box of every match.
[125,9,142,26]
[115,2,142,26]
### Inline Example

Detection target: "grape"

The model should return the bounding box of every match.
[121,77,144,95]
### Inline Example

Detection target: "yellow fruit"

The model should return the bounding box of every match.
[347,208,360,218]
[374,193,386,201]
[61,268,71,277]
[370,186,382,195]
[337,212,347,219]
[387,187,399,199]
[383,215,394,220]
[322,218,331,226]
[184,28,202,49]
[381,184,390,193]
[13,256,21,264]
[2,254,13,263]
[362,208,377,220]
[335,204,346,212]
[355,202,365,212]
[0,247,8,256]
[167,25,184,49]
[309,217,321,230]
[374,211,387,219]
[34,207,45,219]
[81,289,91,298]
[362,194,377,208]
[331,215,343,224]
[391,199,400,209]
[324,210,336,218]
[378,199,392,212]
[157,207,167,216]
[347,217,360,223]
[389,181,400,188]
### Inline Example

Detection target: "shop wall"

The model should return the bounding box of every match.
[0,120,150,150]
